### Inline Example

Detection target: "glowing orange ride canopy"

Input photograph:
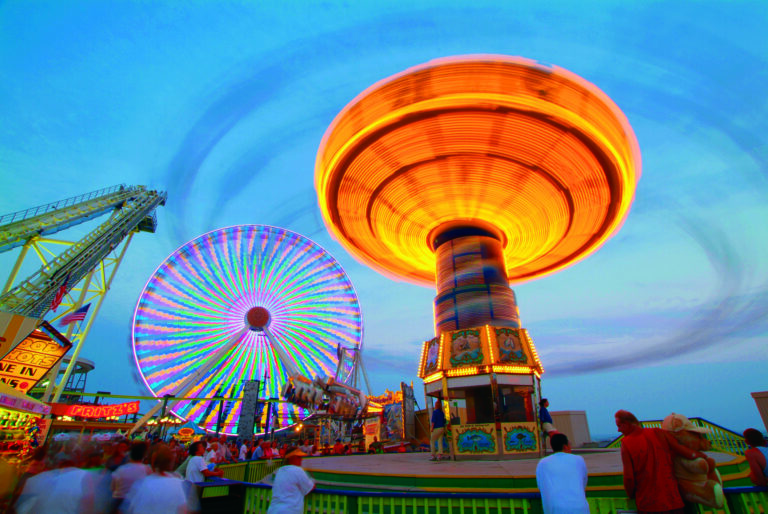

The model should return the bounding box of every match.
[316,55,640,286]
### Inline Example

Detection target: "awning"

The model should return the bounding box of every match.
[0,381,50,415]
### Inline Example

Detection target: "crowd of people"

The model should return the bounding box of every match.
[0,429,385,513]
[0,431,318,514]
[534,409,768,514]
[1,408,766,514]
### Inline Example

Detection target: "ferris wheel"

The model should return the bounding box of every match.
[130,225,363,434]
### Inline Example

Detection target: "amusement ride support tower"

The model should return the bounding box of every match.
[316,55,640,458]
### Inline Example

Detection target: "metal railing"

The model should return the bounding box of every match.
[202,459,284,499]
[195,480,768,514]
[0,184,129,226]
[606,417,748,455]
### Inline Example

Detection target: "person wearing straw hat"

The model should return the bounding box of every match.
[660,413,723,509]
[267,447,315,514]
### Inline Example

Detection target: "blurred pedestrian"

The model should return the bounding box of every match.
[15,454,94,514]
[106,439,130,471]
[299,440,313,454]
[121,444,199,513]
[111,441,150,513]
[267,447,315,514]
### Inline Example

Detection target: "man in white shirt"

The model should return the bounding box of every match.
[267,447,315,514]
[185,441,223,483]
[535,433,589,514]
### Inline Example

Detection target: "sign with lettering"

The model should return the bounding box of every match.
[0,321,71,394]
[0,392,51,415]
[50,401,140,419]
[0,312,40,359]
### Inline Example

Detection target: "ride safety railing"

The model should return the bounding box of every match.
[196,480,768,514]
[606,417,749,455]
[0,184,129,226]
[201,459,284,499]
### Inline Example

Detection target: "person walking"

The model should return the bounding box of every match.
[121,445,199,513]
[615,409,684,514]
[430,399,448,461]
[535,433,589,513]
[15,454,95,514]
[267,447,315,514]
[110,442,150,513]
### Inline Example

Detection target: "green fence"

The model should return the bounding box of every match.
[199,453,767,513]
[202,459,284,499]
[606,417,749,455]
[221,483,768,514]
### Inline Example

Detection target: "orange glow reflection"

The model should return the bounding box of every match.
[316,55,640,285]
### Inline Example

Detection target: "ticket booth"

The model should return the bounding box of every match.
[419,326,543,460]
[0,382,51,459]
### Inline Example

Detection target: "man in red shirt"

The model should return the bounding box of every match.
[615,410,684,514]
[743,428,768,486]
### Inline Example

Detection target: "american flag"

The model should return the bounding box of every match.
[60,303,91,326]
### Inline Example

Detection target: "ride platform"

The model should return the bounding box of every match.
[301,449,751,494]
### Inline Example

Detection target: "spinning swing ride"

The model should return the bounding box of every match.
[315,55,640,458]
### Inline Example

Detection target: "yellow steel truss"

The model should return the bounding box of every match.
[1,231,136,402]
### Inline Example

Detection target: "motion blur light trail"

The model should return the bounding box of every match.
[316,55,641,287]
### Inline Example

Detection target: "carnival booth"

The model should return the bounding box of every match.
[0,382,51,458]
[418,326,544,460]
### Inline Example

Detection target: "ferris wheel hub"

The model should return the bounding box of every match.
[246,306,271,330]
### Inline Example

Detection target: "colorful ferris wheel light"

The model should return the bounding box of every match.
[132,225,363,434]
[316,55,641,286]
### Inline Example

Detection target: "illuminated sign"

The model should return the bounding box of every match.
[0,312,40,358]
[0,394,51,415]
[51,401,140,419]
[178,427,195,437]
[0,321,71,393]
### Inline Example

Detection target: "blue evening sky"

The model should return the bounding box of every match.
[1,1,766,438]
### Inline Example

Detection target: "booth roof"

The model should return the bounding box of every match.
[0,381,51,415]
